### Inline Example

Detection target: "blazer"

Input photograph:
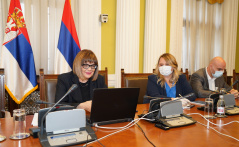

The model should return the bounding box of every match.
[55,71,107,107]
[144,74,196,103]
[190,68,230,98]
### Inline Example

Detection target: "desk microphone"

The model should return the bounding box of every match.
[143,95,171,100]
[39,84,78,136]
[35,100,70,106]
[225,80,239,92]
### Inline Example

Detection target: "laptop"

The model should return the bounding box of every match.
[88,88,140,126]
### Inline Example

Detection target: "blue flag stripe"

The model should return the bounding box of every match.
[5,34,37,86]
[57,21,80,69]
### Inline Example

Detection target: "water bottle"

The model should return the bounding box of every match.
[217,95,226,117]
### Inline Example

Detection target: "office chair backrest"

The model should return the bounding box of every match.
[233,69,239,91]
[121,69,153,104]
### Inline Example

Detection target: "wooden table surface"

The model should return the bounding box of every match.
[0,98,239,147]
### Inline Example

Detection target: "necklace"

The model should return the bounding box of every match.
[79,81,89,87]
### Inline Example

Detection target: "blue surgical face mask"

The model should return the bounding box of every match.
[212,70,223,78]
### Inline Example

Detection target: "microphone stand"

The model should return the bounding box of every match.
[35,100,71,106]
[39,84,78,138]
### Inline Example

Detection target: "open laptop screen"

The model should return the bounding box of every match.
[89,88,139,126]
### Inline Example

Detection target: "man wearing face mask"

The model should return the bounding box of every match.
[144,53,196,104]
[190,57,238,98]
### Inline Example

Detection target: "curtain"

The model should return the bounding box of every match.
[182,0,238,76]
[115,0,140,88]
[0,0,101,74]
[143,0,167,73]
[169,0,184,71]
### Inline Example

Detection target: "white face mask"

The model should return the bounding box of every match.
[159,66,173,76]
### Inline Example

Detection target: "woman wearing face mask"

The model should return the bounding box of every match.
[55,49,107,112]
[144,53,196,103]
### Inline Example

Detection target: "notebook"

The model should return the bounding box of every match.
[88,88,140,126]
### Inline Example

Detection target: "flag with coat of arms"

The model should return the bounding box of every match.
[54,0,81,74]
[0,0,38,104]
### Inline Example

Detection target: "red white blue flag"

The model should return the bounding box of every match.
[54,0,81,74]
[0,0,38,104]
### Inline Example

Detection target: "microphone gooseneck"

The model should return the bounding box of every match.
[40,84,78,135]
[226,80,239,92]
[35,100,70,106]
[143,95,171,100]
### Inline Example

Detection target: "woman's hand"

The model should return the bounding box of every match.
[76,100,92,112]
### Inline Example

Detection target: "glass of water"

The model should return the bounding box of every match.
[204,98,215,119]
[10,109,30,139]
[0,121,6,141]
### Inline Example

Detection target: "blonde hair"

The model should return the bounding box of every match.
[154,53,181,87]
[73,49,98,81]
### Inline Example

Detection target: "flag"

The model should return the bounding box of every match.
[0,0,38,104]
[54,0,81,74]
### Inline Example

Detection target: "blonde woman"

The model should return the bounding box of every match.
[55,49,107,112]
[144,53,195,103]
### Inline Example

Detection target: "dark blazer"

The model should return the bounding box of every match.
[190,68,230,98]
[55,71,107,107]
[144,74,196,103]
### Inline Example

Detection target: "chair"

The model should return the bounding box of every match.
[98,67,108,87]
[39,69,59,108]
[180,68,190,81]
[233,69,239,90]
[0,69,11,118]
[121,69,153,104]
[39,68,108,108]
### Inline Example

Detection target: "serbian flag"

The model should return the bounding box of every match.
[0,0,38,104]
[54,0,81,74]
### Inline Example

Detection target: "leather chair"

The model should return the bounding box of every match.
[99,67,108,87]
[39,68,108,108]
[180,68,190,81]
[233,69,239,90]
[121,69,153,104]
[0,69,11,118]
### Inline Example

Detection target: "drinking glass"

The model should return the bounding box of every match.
[204,98,215,119]
[10,109,30,139]
[0,121,6,141]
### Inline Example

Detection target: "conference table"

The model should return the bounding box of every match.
[0,98,239,147]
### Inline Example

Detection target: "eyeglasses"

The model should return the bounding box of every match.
[82,64,98,69]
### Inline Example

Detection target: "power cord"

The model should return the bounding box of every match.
[135,123,156,147]
[84,133,105,147]
[188,113,239,142]
[82,109,160,146]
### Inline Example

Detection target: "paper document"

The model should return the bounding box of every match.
[31,113,38,126]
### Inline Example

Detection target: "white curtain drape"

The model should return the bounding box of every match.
[222,0,238,76]
[143,0,167,73]
[182,0,238,76]
[0,0,101,74]
[169,0,184,71]
[115,0,140,88]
